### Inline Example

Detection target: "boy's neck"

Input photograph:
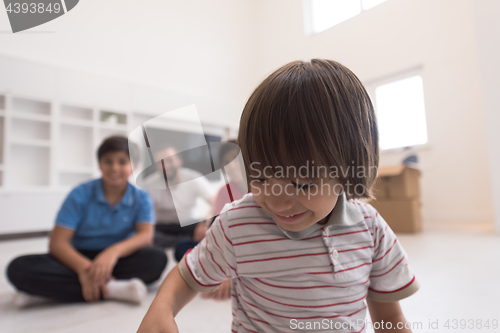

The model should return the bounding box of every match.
[102,180,128,206]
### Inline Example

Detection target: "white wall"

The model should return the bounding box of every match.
[0,0,259,128]
[0,0,259,233]
[252,0,495,226]
[0,56,232,233]
[0,0,498,232]
[472,0,500,233]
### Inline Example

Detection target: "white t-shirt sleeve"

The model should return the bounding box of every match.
[178,211,236,292]
[367,211,420,303]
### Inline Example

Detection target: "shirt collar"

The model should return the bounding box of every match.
[96,178,134,207]
[276,193,364,240]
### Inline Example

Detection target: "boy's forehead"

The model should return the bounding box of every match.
[248,162,330,179]
[100,150,130,159]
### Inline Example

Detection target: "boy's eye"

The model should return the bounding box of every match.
[256,178,268,183]
[292,181,314,189]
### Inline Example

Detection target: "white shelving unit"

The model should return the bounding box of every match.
[0,94,5,187]
[0,56,234,235]
[0,92,230,193]
[0,93,143,191]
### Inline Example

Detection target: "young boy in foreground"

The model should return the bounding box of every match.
[137,59,419,332]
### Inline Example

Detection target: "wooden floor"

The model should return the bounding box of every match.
[0,227,499,333]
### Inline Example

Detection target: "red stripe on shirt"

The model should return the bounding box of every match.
[184,254,221,288]
[228,205,262,211]
[370,256,406,278]
[196,244,219,283]
[369,275,416,293]
[233,237,289,246]
[220,221,233,245]
[338,245,374,253]
[243,281,367,309]
[335,262,372,274]
[324,229,370,238]
[373,239,397,262]
[204,235,229,278]
[255,277,369,290]
[240,292,368,320]
[237,252,328,264]
[229,222,276,228]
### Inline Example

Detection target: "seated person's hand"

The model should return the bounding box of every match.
[201,278,231,300]
[88,248,119,288]
[78,264,107,302]
[192,222,208,242]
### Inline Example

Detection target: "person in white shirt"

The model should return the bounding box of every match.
[144,147,215,248]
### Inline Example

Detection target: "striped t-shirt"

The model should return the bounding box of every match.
[178,193,419,333]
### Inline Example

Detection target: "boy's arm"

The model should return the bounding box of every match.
[49,225,92,274]
[89,223,154,286]
[367,299,412,333]
[137,265,198,333]
[49,226,102,301]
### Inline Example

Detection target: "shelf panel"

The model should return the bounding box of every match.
[60,118,93,128]
[98,123,128,131]
[61,104,93,121]
[0,94,5,110]
[99,128,128,142]
[12,118,51,141]
[11,112,51,123]
[0,117,4,164]
[100,110,127,127]
[10,138,51,147]
[8,144,50,187]
[58,166,94,174]
[59,124,93,168]
[12,97,50,116]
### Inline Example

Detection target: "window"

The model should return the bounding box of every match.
[371,75,428,150]
[307,0,388,34]
[361,0,388,10]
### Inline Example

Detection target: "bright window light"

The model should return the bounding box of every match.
[361,0,388,10]
[310,0,361,33]
[375,76,428,150]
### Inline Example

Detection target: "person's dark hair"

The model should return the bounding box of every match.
[238,59,379,200]
[219,139,238,165]
[97,136,139,164]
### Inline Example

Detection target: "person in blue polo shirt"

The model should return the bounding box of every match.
[7,136,167,305]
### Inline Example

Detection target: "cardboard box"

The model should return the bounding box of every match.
[369,164,422,233]
[369,200,422,233]
[372,164,421,200]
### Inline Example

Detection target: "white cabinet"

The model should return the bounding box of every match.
[0,93,138,191]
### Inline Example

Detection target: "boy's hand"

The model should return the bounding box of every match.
[192,222,208,242]
[88,249,119,287]
[78,265,103,302]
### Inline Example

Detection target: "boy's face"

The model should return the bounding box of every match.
[99,151,132,188]
[250,175,341,232]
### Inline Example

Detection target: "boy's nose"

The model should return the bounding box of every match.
[266,180,294,212]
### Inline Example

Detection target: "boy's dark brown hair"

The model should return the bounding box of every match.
[219,139,238,165]
[238,59,379,200]
[97,136,139,164]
